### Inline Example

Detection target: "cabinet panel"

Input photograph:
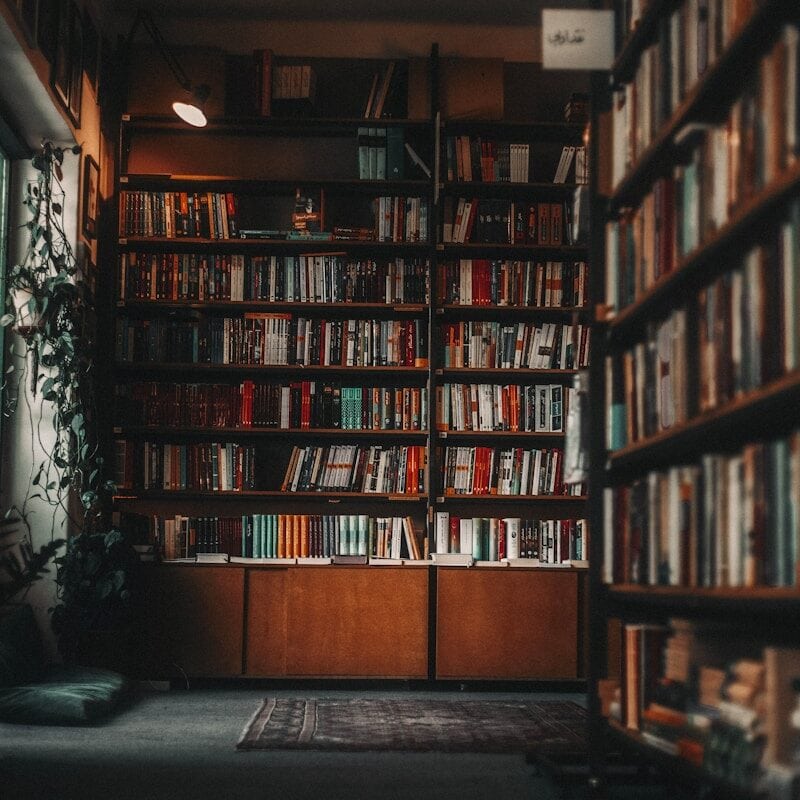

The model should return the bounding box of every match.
[136,566,245,677]
[245,568,289,676]
[436,568,578,679]
[268,566,429,678]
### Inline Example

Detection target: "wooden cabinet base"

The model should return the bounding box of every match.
[435,568,579,680]
[245,566,430,678]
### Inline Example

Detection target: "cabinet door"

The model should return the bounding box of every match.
[436,568,578,680]
[245,566,429,678]
[136,565,245,678]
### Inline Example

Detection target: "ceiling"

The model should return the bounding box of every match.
[103,0,590,25]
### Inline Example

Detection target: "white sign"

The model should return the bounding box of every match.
[542,9,615,70]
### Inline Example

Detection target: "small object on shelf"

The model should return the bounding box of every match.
[196,552,229,563]
[430,552,474,566]
[333,554,368,565]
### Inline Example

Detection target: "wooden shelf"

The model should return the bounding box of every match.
[611,0,679,84]
[121,114,434,135]
[437,430,565,440]
[121,175,432,195]
[437,304,587,319]
[437,367,578,379]
[115,490,429,501]
[604,584,800,618]
[608,159,800,339]
[603,719,759,800]
[609,0,794,211]
[440,119,586,143]
[115,363,430,376]
[608,369,800,473]
[119,300,428,314]
[436,494,587,503]
[440,180,581,197]
[118,236,433,252]
[118,426,429,439]
[440,243,587,258]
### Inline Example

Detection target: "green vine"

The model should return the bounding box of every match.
[1,141,114,536]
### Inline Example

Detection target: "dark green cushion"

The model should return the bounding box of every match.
[0,666,131,725]
[0,605,46,687]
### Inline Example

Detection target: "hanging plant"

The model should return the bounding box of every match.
[0,141,114,523]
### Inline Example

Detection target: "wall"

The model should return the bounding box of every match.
[0,2,109,658]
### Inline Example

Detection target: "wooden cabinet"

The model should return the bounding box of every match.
[245,566,429,678]
[135,565,245,678]
[435,567,579,680]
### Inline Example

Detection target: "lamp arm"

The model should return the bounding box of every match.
[127,9,194,93]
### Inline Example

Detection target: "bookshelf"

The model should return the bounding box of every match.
[590,1,800,796]
[110,52,592,681]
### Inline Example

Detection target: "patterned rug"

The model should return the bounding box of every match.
[237,697,586,752]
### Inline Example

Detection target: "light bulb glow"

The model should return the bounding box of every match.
[172,101,207,127]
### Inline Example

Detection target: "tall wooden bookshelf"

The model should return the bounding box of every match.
[109,52,592,681]
[589,1,800,796]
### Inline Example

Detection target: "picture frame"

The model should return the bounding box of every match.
[67,0,82,126]
[18,0,38,47]
[81,154,99,240]
[50,0,81,127]
[36,0,58,64]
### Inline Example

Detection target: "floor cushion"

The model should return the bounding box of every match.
[0,665,132,726]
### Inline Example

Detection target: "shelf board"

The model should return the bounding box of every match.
[608,369,800,472]
[609,0,794,211]
[603,719,758,800]
[121,176,432,194]
[440,180,582,197]
[121,114,434,135]
[440,243,587,257]
[436,494,587,503]
[604,584,800,617]
[114,363,430,375]
[440,119,586,143]
[437,368,578,379]
[611,1,680,84]
[114,490,429,501]
[119,237,433,252]
[437,304,588,318]
[608,159,800,338]
[118,300,427,314]
[437,430,565,440]
[117,426,429,439]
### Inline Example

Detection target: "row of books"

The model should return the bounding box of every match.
[444,137,528,183]
[120,191,238,239]
[113,441,257,492]
[434,512,587,564]
[441,446,583,497]
[281,444,427,494]
[436,383,573,434]
[373,195,428,242]
[118,252,430,305]
[271,63,316,101]
[603,430,800,589]
[115,381,428,431]
[357,127,405,180]
[114,315,428,367]
[437,259,587,308]
[137,513,423,561]
[441,199,566,246]
[613,618,800,796]
[605,308,689,451]
[607,29,800,311]
[610,0,770,189]
[440,321,590,370]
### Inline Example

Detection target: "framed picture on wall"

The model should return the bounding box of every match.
[18,0,38,47]
[37,0,58,64]
[50,0,81,127]
[81,154,99,240]
[67,0,82,125]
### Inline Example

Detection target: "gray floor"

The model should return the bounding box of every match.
[0,686,595,800]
